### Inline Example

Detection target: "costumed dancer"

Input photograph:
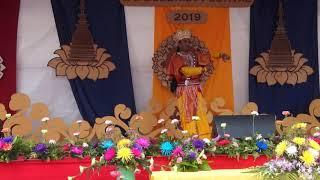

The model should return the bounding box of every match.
[167,29,211,138]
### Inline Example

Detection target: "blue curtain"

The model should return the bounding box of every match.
[249,0,319,118]
[51,0,136,125]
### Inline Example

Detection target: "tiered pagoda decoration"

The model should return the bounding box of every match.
[0,56,5,79]
[250,0,313,86]
[48,0,115,81]
[267,1,293,68]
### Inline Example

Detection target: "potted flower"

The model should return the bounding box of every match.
[251,123,320,179]
[69,137,151,180]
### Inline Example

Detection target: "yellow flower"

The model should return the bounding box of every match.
[117,138,131,149]
[116,147,133,162]
[309,139,320,150]
[275,140,288,157]
[291,123,307,129]
[300,150,315,166]
[292,137,305,145]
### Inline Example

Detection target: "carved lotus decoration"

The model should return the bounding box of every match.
[249,50,313,86]
[0,56,5,79]
[47,45,115,81]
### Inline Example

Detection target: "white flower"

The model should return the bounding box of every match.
[315,127,320,131]
[192,116,200,121]
[181,130,188,134]
[141,153,145,159]
[99,155,104,162]
[161,129,168,134]
[196,158,202,164]
[192,134,199,139]
[105,120,113,125]
[211,146,217,152]
[308,148,319,159]
[67,176,74,180]
[173,165,178,172]
[232,142,239,148]
[76,120,83,124]
[286,145,298,156]
[245,137,253,141]
[149,157,154,171]
[82,142,89,148]
[150,157,154,166]
[41,129,48,134]
[203,138,211,144]
[41,117,50,122]
[135,115,143,120]
[158,119,165,124]
[48,139,56,144]
[314,132,320,137]
[79,165,85,173]
[224,134,230,138]
[171,119,179,124]
[220,123,227,128]
[5,114,11,119]
[202,153,207,160]
[134,168,141,174]
[73,132,80,136]
[251,111,259,115]
[256,134,263,140]
[91,158,96,166]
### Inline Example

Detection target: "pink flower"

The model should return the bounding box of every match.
[3,143,12,151]
[224,134,230,138]
[0,140,4,149]
[217,139,231,146]
[104,148,116,161]
[131,148,142,158]
[282,111,291,116]
[135,137,150,149]
[110,171,121,177]
[105,127,113,133]
[176,157,183,163]
[172,146,185,157]
[70,146,84,155]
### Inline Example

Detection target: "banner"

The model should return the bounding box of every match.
[0,1,20,107]
[152,7,234,111]
[249,0,319,117]
[51,0,136,125]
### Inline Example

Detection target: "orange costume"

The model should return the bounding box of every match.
[167,46,211,138]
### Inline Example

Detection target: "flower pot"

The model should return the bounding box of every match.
[118,167,135,180]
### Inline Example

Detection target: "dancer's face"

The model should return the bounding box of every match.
[178,38,191,52]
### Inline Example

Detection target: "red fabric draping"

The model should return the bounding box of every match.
[0,1,19,106]
[0,156,269,180]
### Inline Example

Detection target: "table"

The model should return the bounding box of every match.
[151,169,262,180]
[0,155,268,180]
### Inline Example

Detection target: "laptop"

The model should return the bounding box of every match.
[213,114,276,138]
